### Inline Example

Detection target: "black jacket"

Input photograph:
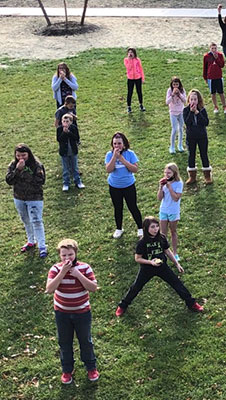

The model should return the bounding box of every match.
[57,124,80,156]
[183,106,209,138]
[218,14,226,47]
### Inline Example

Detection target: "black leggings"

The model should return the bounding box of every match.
[109,184,142,230]
[187,135,209,168]
[119,263,195,309]
[127,78,143,106]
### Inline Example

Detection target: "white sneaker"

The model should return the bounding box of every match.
[113,229,124,239]
[213,107,219,114]
[137,228,143,237]
[62,185,69,191]
[77,182,85,189]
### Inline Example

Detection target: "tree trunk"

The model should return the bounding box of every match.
[37,0,51,26]
[81,0,89,26]
[63,0,68,30]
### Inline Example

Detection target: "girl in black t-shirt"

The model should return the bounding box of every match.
[116,216,204,316]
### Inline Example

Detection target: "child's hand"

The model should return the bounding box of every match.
[176,263,184,273]
[62,260,72,273]
[69,267,79,278]
[150,258,162,267]
[16,159,25,170]
[190,103,196,112]
[63,127,69,132]
[113,148,120,159]
[59,71,66,80]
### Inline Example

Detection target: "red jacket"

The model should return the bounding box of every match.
[203,51,225,80]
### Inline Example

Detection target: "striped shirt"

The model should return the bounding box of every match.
[48,261,96,314]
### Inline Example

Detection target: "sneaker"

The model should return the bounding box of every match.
[137,228,143,237]
[224,106,226,114]
[115,306,126,317]
[113,229,124,239]
[21,243,36,253]
[88,369,99,382]
[127,106,132,113]
[39,248,48,258]
[213,107,219,114]
[190,302,204,312]
[178,146,185,152]
[62,185,69,192]
[169,147,176,154]
[77,182,85,189]
[140,104,146,111]
[174,254,180,261]
[61,372,73,384]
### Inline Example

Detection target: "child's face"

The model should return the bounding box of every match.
[164,167,174,180]
[148,223,160,237]
[172,81,179,88]
[66,103,74,110]
[62,118,72,128]
[189,93,198,106]
[113,138,124,152]
[128,50,135,58]
[60,247,76,263]
[15,151,29,161]
[210,45,217,53]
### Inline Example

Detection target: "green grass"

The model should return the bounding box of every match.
[0,48,226,400]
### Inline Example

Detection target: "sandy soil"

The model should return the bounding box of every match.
[0,1,224,60]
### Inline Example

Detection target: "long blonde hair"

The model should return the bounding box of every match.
[187,89,204,109]
[164,162,182,182]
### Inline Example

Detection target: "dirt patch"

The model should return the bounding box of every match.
[0,1,223,60]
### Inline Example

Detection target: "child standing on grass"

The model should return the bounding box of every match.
[183,89,212,185]
[52,62,78,109]
[124,48,146,113]
[157,163,183,261]
[203,42,226,114]
[55,95,77,128]
[166,76,186,153]
[6,144,47,258]
[115,216,204,317]
[57,113,84,191]
[46,239,99,384]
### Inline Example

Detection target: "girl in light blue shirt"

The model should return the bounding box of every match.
[157,163,183,261]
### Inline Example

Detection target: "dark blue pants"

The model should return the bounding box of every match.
[187,135,209,168]
[119,263,195,309]
[55,310,96,373]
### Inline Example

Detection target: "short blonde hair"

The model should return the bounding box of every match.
[57,239,78,254]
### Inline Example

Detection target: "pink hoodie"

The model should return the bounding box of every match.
[124,57,145,81]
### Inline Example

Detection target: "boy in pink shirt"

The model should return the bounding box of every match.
[124,48,146,113]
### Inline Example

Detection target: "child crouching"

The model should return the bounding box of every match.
[46,239,99,384]
[57,113,85,191]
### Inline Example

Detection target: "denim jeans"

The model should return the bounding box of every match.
[55,310,96,373]
[170,113,184,149]
[14,199,46,249]
[119,263,195,309]
[61,155,81,186]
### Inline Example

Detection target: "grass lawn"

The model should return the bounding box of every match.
[0,48,226,400]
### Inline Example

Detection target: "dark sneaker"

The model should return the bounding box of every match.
[21,243,36,253]
[127,106,132,113]
[39,248,48,258]
[190,302,204,312]
[140,104,146,111]
[61,372,73,384]
[115,306,126,317]
[88,369,99,381]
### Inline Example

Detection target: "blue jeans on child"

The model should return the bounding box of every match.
[55,310,96,373]
[170,113,184,150]
[61,155,81,186]
[14,199,46,249]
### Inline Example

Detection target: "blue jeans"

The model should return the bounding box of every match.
[55,310,96,373]
[61,155,81,186]
[170,113,184,149]
[14,199,46,249]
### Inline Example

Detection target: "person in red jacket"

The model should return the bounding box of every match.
[203,42,226,113]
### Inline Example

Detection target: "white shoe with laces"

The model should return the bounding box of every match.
[77,182,85,189]
[113,229,124,239]
[137,228,143,237]
[62,185,69,192]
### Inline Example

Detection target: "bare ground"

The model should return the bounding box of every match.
[0,0,224,60]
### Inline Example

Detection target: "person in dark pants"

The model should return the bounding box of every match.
[124,48,146,113]
[105,132,143,239]
[116,216,204,317]
[183,89,212,185]
[218,4,226,57]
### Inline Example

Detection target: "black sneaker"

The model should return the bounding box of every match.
[127,106,132,113]
[140,104,146,111]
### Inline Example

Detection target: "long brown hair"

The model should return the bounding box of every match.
[57,62,71,78]
[111,132,130,150]
[187,89,204,109]
[170,76,184,93]
[14,143,37,170]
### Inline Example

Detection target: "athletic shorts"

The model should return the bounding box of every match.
[207,78,224,94]
[159,211,179,222]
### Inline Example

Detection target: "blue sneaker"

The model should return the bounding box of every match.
[169,147,176,154]
[39,248,48,258]
[175,254,180,261]
[178,146,185,152]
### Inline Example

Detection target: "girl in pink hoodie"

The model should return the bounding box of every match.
[124,48,145,113]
